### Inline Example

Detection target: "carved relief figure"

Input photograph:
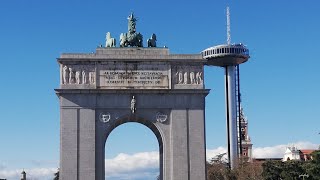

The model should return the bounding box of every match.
[89,72,95,84]
[131,95,136,114]
[82,70,86,84]
[63,65,69,84]
[183,72,188,84]
[176,71,183,84]
[119,33,126,47]
[105,32,116,47]
[69,68,74,84]
[75,71,81,84]
[196,72,203,84]
[190,72,195,84]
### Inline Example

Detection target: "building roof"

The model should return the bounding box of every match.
[300,149,315,155]
[253,158,282,163]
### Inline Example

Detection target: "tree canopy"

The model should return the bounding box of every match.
[207,150,320,180]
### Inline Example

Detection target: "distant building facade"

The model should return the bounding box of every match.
[283,146,316,161]
[239,108,253,161]
[253,158,282,163]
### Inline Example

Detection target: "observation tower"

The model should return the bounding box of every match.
[202,7,250,169]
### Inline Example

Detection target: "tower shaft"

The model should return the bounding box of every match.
[225,65,238,169]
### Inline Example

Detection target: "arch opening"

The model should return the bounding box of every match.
[104,119,163,180]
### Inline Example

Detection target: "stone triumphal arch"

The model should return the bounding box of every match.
[56,47,209,180]
[56,13,209,180]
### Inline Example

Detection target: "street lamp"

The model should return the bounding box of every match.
[299,174,309,180]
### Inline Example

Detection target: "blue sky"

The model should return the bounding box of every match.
[0,0,319,179]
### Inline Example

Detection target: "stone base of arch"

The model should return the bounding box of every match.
[57,89,209,180]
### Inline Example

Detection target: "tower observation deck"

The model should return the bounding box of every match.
[201,6,250,169]
[202,43,249,67]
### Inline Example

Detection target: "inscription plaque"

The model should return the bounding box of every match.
[99,62,170,89]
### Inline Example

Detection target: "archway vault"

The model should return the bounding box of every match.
[97,111,166,180]
[104,115,164,150]
[104,118,164,180]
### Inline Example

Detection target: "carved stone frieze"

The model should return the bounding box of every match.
[172,65,203,86]
[61,64,95,85]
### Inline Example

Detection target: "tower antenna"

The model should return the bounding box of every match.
[227,6,231,45]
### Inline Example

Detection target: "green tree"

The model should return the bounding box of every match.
[280,160,304,180]
[303,150,320,180]
[207,158,263,180]
[262,160,283,180]
[53,169,59,180]
[234,161,263,180]
[207,162,230,180]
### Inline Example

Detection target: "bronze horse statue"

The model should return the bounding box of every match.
[147,33,157,47]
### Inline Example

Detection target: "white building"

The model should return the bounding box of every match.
[283,146,316,161]
[283,146,301,161]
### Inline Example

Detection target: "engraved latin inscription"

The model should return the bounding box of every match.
[103,71,163,85]
[99,62,169,89]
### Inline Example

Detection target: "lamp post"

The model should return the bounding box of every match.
[299,174,309,180]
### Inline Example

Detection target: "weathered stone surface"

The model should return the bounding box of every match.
[99,62,170,89]
[58,48,205,91]
[56,48,209,180]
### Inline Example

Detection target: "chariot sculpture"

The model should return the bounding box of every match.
[120,13,143,47]
[104,13,158,48]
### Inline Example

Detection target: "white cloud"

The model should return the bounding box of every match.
[0,168,57,180]
[206,141,319,160]
[206,146,228,161]
[253,144,287,158]
[105,151,159,179]
[253,141,319,158]
[0,141,317,180]
[205,141,319,160]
